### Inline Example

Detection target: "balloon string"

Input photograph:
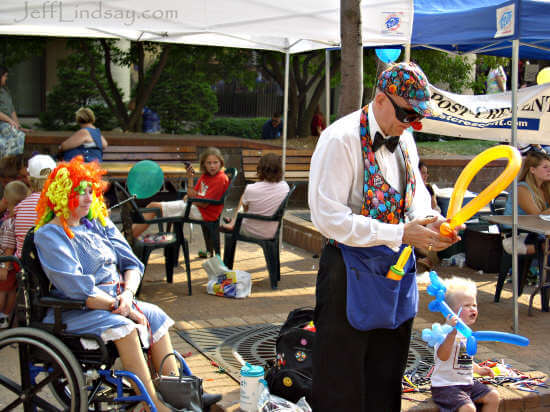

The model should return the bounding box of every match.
[108,195,136,211]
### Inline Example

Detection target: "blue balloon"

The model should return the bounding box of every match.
[127,160,164,199]
[426,271,530,355]
[375,48,402,64]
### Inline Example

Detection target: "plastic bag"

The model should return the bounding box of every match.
[202,255,230,281]
[206,270,252,298]
[257,380,312,412]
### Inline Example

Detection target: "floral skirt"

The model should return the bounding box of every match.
[0,122,25,158]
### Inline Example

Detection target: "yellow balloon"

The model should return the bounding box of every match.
[537,67,550,85]
[440,145,522,237]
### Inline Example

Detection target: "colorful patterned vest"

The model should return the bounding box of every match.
[360,105,416,224]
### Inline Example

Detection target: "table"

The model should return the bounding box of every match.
[102,161,198,178]
[485,215,550,314]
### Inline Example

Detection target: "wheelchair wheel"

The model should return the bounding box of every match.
[0,327,87,412]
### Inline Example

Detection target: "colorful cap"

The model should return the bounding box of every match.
[377,62,438,117]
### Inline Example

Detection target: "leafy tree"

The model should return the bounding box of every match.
[73,39,171,131]
[411,49,474,93]
[38,51,118,130]
[257,50,341,138]
[0,36,46,68]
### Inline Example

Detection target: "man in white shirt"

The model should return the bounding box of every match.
[308,62,460,411]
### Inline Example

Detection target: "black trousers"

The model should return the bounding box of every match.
[312,244,414,412]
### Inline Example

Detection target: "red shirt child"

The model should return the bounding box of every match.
[193,170,229,221]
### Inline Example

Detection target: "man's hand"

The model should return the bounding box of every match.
[402,216,460,251]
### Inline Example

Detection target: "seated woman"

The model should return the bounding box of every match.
[502,151,550,255]
[33,156,220,412]
[221,153,289,238]
[59,107,108,163]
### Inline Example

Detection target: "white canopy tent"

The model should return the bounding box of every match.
[0,0,413,173]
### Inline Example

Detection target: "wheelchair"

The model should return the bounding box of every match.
[0,230,192,411]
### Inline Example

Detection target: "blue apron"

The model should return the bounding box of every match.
[339,105,418,331]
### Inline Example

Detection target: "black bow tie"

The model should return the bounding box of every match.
[372,131,400,153]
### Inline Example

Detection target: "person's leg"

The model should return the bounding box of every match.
[114,329,171,412]
[0,291,6,313]
[151,333,179,375]
[132,202,163,238]
[364,317,414,412]
[471,382,499,412]
[312,244,368,412]
[457,403,476,412]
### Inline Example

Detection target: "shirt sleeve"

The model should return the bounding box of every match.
[35,226,102,301]
[241,184,251,206]
[102,219,144,277]
[0,89,15,117]
[308,132,404,249]
[0,218,16,250]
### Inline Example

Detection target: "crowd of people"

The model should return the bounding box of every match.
[1,56,548,412]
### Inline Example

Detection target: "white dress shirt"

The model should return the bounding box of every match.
[308,105,438,249]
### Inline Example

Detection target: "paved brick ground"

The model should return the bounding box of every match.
[138,222,550,411]
[1,219,549,411]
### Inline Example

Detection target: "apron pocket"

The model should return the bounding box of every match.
[340,247,402,331]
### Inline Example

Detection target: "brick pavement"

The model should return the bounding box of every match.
[138,223,550,411]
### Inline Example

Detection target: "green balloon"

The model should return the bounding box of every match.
[127,160,164,199]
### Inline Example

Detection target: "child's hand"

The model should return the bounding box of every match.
[446,314,459,327]
[0,267,7,281]
[477,366,495,377]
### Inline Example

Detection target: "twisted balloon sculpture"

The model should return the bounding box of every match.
[422,271,529,355]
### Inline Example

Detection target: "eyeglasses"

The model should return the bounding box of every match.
[384,92,424,124]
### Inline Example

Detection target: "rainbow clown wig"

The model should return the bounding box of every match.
[35,156,108,238]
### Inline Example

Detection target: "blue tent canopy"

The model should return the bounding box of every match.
[412,0,550,59]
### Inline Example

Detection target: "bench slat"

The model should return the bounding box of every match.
[244,164,309,171]
[103,153,195,161]
[104,145,196,153]
[243,156,312,164]
[241,149,313,156]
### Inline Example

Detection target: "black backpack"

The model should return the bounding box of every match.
[265,307,314,404]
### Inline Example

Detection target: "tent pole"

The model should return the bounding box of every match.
[325,49,331,126]
[279,51,290,249]
[282,52,290,178]
[511,39,519,334]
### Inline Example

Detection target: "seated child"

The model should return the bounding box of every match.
[221,153,289,239]
[0,180,31,328]
[430,276,500,412]
[132,147,229,239]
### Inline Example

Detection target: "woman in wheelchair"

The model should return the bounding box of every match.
[32,156,220,411]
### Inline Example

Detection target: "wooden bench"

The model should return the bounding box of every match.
[102,145,198,179]
[241,149,313,184]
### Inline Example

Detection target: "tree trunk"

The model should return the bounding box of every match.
[338,0,363,118]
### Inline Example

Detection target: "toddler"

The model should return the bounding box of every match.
[430,276,500,412]
[0,180,30,327]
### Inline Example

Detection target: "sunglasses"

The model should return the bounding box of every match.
[384,92,424,124]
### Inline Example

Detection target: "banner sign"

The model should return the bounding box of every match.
[422,84,550,144]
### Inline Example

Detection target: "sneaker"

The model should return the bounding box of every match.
[0,315,9,329]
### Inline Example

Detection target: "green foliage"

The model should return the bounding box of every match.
[470,55,510,94]
[201,117,269,139]
[38,46,118,130]
[0,36,47,68]
[411,50,472,93]
[147,65,218,134]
